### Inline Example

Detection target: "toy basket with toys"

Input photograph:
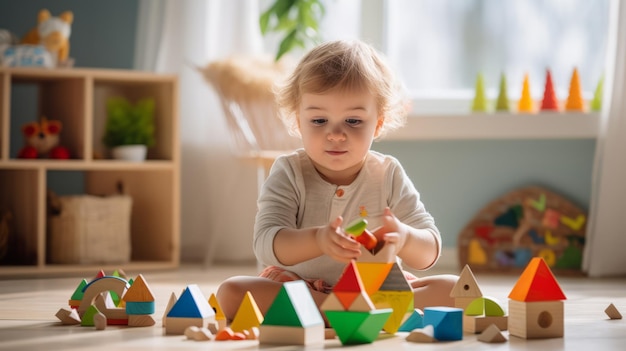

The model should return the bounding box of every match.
[47,185,132,264]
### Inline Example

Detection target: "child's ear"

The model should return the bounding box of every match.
[374,117,384,137]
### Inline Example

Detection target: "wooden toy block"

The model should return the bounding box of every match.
[55,307,81,325]
[232,332,246,340]
[565,67,585,111]
[465,296,506,317]
[69,279,88,306]
[207,321,219,334]
[518,73,534,113]
[605,303,622,320]
[184,326,213,341]
[162,292,177,328]
[112,269,128,279]
[93,269,106,280]
[348,290,376,312]
[495,72,510,111]
[165,317,206,335]
[261,281,325,344]
[324,328,336,339]
[166,285,215,319]
[126,301,155,315]
[334,291,359,310]
[246,326,260,340]
[94,293,128,323]
[541,69,559,111]
[463,315,508,333]
[345,218,378,251]
[334,260,365,292]
[467,238,488,265]
[128,314,156,327]
[357,240,397,263]
[370,290,413,334]
[477,323,508,343]
[472,72,488,112]
[215,327,235,341]
[369,262,413,334]
[405,325,435,343]
[94,311,107,330]
[122,274,155,302]
[320,293,344,311]
[508,300,563,339]
[230,291,264,332]
[450,265,483,310]
[509,257,566,302]
[208,293,226,321]
[325,309,393,345]
[263,280,324,328]
[259,325,325,346]
[81,304,100,327]
[423,307,463,341]
[398,308,424,332]
[78,276,129,318]
[355,262,393,295]
[165,285,215,335]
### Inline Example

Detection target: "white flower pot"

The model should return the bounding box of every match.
[112,145,147,162]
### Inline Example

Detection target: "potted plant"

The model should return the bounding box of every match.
[260,0,325,61]
[102,97,155,161]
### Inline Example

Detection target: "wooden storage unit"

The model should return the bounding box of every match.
[0,67,180,276]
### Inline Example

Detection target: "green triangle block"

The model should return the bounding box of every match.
[262,281,324,327]
[325,309,392,345]
[110,291,120,306]
[591,76,604,112]
[496,73,510,111]
[128,278,134,286]
[472,73,488,112]
[71,279,88,300]
[81,305,100,326]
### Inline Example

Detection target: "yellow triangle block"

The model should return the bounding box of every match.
[356,262,393,295]
[371,290,414,334]
[230,291,264,332]
[209,293,226,320]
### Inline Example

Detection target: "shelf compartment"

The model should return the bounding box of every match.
[0,169,42,266]
[0,71,7,160]
[9,75,87,160]
[92,77,177,162]
[84,169,178,263]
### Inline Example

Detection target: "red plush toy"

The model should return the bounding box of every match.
[18,117,70,159]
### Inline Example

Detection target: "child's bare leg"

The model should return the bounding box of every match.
[410,274,458,309]
[216,276,330,321]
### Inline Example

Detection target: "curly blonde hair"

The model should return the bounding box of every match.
[275,40,409,139]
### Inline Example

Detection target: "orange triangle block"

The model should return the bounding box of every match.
[334,260,365,293]
[334,291,359,310]
[122,274,155,302]
[356,262,393,295]
[508,257,566,302]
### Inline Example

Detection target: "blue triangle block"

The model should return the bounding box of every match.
[167,284,214,318]
[398,309,424,332]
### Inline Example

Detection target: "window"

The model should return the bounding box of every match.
[384,0,611,114]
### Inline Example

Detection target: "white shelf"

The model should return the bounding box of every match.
[382,112,600,141]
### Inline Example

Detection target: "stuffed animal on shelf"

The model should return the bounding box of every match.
[18,117,70,159]
[21,9,73,66]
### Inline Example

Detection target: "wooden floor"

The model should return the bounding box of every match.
[0,264,625,350]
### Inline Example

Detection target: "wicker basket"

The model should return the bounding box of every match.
[47,193,132,264]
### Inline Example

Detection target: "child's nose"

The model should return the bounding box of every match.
[327,126,346,141]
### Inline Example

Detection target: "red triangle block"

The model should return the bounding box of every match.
[509,257,566,302]
[334,260,365,293]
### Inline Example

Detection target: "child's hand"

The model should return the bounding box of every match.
[315,216,362,263]
[372,207,408,252]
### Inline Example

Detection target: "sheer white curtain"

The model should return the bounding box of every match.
[135,0,266,264]
[583,0,626,277]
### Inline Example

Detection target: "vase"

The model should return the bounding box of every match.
[111,145,147,161]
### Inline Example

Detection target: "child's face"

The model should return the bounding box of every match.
[298,88,382,185]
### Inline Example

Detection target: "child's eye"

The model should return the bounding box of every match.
[345,118,362,126]
[311,118,327,125]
